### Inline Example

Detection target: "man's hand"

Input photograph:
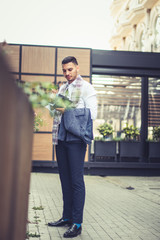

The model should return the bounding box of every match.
[56,108,65,114]
[52,89,58,94]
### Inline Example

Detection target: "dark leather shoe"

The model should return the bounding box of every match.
[63,224,82,238]
[48,218,72,227]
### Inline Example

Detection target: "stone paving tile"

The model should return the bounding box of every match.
[27,173,160,240]
[105,176,160,205]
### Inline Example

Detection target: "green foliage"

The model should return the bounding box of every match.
[32,205,44,210]
[19,81,75,114]
[19,81,57,108]
[122,123,140,141]
[34,113,44,132]
[17,81,80,131]
[94,136,106,141]
[26,231,40,238]
[153,126,160,142]
[112,137,123,141]
[97,122,113,139]
[48,94,75,117]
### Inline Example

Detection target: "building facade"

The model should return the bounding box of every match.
[1,42,160,174]
[110,0,160,52]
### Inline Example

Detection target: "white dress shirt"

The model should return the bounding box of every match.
[59,76,97,120]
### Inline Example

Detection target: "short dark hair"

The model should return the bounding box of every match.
[62,56,78,65]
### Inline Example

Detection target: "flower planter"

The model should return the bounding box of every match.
[148,142,160,163]
[94,140,117,162]
[119,141,141,162]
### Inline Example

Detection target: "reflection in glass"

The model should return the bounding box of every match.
[92,75,141,139]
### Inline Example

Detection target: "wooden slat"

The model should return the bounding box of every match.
[12,74,19,81]
[83,77,90,83]
[149,109,160,112]
[149,96,160,99]
[57,48,91,76]
[85,145,89,162]
[148,94,160,126]
[32,133,53,161]
[56,76,67,88]
[148,113,160,116]
[2,45,20,72]
[34,108,53,132]
[22,46,55,74]
[21,75,55,83]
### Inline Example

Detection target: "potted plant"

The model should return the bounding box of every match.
[94,123,118,162]
[97,122,114,140]
[122,124,140,141]
[148,126,160,162]
[119,124,141,162]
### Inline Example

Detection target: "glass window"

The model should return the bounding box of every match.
[92,75,141,139]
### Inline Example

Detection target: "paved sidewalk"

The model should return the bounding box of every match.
[27,173,160,240]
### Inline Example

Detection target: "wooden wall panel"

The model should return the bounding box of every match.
[56,76,67,88]
[5,44,91,163]
[32,133,52,161]
[12,74,19,81]
[22,46,55,74]
[148,95,160,126]
[21,75,55,83]
[34,108,53,132]
[57,48,91,76]
[85,145,89,162]
[2,45,20,72]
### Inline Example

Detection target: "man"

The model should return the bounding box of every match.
[48,56,97,238]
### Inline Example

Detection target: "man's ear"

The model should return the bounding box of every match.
[77,65,80,73]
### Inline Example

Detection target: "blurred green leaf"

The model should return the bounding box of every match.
[18,81,78,117]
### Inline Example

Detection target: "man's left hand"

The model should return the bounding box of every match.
[56,108,65,114]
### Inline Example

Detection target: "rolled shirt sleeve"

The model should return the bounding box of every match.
[81,81,97,120]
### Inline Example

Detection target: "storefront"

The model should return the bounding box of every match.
[4,44,160,175]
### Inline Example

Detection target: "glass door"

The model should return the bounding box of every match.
[92,74,141,139]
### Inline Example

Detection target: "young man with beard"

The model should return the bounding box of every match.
[48,56,97,238]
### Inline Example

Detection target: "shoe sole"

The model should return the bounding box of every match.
[63,229,81,238]
[48,223,72,227]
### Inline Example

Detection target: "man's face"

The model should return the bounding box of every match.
[62,62,79,84]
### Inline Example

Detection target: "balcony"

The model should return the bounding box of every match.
[110,0,159,39]
[110,0,124,15]
[143,0,159,9]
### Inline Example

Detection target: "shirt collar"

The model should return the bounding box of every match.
[70,75,82,86]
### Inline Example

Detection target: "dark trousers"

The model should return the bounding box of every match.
[56,140,87,224]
